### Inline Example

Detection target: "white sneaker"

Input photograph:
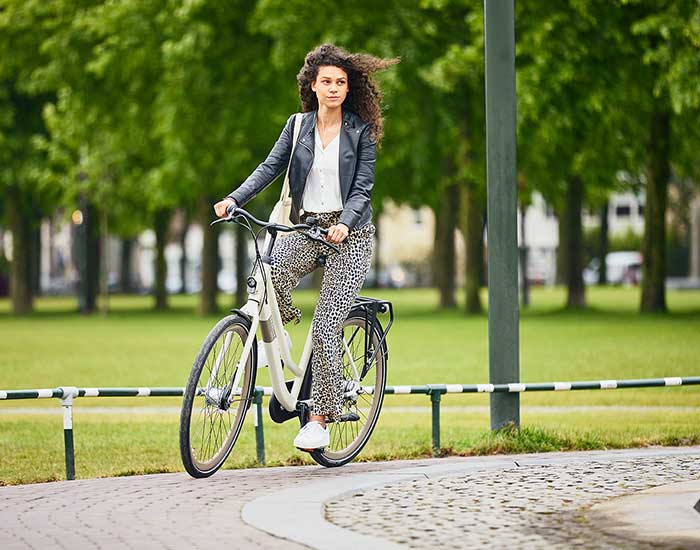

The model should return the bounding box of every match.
[293,421,330,450]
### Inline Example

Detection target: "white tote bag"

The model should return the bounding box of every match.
[263,113,302,251]
[268,112,303,227]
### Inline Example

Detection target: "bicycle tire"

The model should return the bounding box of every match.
[180,314,257,478]
[310,311,387,467]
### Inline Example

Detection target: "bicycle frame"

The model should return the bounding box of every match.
[237,255,311,413]
[183,208,396,476]
[207,209,392,416]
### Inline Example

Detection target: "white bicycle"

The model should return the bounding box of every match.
[179,206,393,477]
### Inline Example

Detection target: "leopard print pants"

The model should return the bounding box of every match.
[270,211,375,420]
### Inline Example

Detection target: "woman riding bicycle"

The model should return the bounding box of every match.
[214,44,398,451]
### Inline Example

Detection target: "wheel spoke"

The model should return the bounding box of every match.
[315,316,386,464]
[182,318,254,476]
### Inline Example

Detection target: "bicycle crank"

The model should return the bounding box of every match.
[337,412,360,422]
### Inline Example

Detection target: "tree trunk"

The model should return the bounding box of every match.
[198,197,219,315]
[119,238,134,293]
[7,186,33,314]
[598,200,609,285]
[564,176,585,308]
[86,203,100,313]
[75,196,99,314]
[555,202,567,286]
[30,225,41,297]
[153,209,169,310]
[235,222,247,307]
[434,182,458,309]
[519,202,530,308]
[99,208,109,315]
[462,183,483,313]
[179,210,189,295]
[48,217,58,279]
[641,111,670,313]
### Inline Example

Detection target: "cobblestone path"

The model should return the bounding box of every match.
[2,449,698,549]
[326,454,700,549]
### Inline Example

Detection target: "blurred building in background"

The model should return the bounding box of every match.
[3,189,698,297]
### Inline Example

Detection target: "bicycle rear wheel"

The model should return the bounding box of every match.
[180,315,257,478]
[311,312,387,467]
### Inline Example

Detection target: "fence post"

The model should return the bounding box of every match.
[429,388,442,457]
[253,388,265,465]
[59,387,78,480]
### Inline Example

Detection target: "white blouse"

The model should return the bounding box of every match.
[302,126,343,213]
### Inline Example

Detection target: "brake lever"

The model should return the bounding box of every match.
[305,226,341,254]
[210,216,231,226]
[323,239,341,254]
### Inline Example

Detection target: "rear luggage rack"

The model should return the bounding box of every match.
[351,296,394,380]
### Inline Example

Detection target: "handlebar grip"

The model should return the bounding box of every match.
[211,205,337,255]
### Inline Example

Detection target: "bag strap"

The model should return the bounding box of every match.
[280,113,303,202]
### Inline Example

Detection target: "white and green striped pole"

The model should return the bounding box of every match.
[2,377,699,477]
[59,387,78,480]
[253,388,266,465]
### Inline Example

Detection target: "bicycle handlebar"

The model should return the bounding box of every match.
[211,205,341,254]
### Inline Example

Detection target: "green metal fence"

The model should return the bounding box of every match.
[2,376,699,480]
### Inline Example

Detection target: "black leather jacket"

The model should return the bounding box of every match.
[227,107,375,231]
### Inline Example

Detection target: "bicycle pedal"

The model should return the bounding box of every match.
[338,412,360,422]
[296,446,324,454]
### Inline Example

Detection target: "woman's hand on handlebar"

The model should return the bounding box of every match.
[214,198,237,218]
[326,223,349,244]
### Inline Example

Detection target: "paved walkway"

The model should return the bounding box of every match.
[1,447,699,549]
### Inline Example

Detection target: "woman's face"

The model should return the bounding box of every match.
[311,65,349,110]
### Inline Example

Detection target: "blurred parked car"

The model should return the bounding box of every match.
[524,248,556,286]
[583,251,642,285]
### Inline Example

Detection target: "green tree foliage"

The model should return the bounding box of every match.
[417,2,486,312]
[254,0,487,309]
[0,0,60,313]
[517,0,647,309]
[2,0,699,319]
[15,0,290,313]
[623,0,700,312]
[149,0,288,313]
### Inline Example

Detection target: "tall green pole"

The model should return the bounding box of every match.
[483,0,520,430]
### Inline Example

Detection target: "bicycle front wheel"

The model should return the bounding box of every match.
[179,315,257,478]
[311,312,387,467]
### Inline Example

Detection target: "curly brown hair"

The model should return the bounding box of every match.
[296,44,399,145]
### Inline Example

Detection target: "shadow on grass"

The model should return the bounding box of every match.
[520,306,700,322]
[445,424,700,457]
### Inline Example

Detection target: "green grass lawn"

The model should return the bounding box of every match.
[1,286,699,484]
[2,407,698,485]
